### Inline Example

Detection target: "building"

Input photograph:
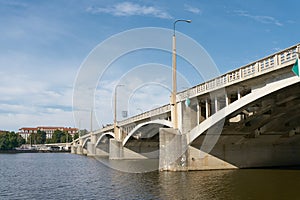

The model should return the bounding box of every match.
[19,126,78,142]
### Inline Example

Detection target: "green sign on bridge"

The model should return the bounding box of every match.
[292,58,299,76]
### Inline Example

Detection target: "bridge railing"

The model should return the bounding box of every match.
[178,44,299,101]
[118,104,171,127]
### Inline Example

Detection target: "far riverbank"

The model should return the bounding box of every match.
[0,149,70,154]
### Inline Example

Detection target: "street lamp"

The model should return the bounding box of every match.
[114,84,124,140]
[172,19,191,129]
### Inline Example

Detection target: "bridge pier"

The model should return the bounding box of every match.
[159,128,188,171]
[159,128,237,171]
[109,139,123,159]
[71,145,76,154]
[87,133,97,156]
[160,97,237,171]
[77,145,83,155]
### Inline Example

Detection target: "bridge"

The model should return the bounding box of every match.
[71,43,300,171]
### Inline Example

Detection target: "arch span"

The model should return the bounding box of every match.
[122,119,172,146]
[95,132,115,147]
[187,75,300,145]
[82,137,91,148]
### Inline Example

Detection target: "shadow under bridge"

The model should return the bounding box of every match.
[122,120,172,159]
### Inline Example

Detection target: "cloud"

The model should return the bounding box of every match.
[86,2,172,19]
[235,10,283,26]
[0,0,28,8]
[184,4,201,14]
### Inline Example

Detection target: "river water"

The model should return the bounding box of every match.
[1,153,300,200]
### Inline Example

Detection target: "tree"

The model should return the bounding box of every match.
[79,129,88,136]
[73,132,79,140]
[27,131,45,145]
[51,130,64,143]
[36,130,46,144]
[0,131,25,150]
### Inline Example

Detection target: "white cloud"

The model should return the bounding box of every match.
[235,10,283,26]
[184,4,201,14]
[86,2,172,19]
[0,53,77,131]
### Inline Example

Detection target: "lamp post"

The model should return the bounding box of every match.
[172,19,191,129]
[114,84,124,140]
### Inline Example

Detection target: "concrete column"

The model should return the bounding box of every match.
[237,89,241,99]
[181,99,198,135]
[79,138,84,146]
[109,139,123,159]
[225,92,229,106]
[77,145,83,155]
[196,100,200,124]
[87,142,96,156]
[159,128,188,171]
[205,99,209,119]
[87,134,97,156]
[214,96,218,112]
[71,145,76,154]
[91,133,97,144]
[177,102,183,132]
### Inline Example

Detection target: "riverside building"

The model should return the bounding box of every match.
[18,126,78,142]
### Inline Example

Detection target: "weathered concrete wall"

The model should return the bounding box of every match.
[71,146,76,154]
[87,142,95,156]
[77,145,83,155]
[159,127,300,171]
[95,142,110,157]
[187,146,237,170]
[125,140,159,159]
[159,128,188,171]
[109,139,123,159]
[95,148,109,157]
[109,139,151,160]
[191,134,300,169]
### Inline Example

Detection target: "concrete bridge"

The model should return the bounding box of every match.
[71,43,300,171]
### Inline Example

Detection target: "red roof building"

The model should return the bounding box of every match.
[19,126,78,142]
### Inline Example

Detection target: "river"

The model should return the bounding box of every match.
[0,153,300,200]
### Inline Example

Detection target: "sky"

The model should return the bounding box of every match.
[0,0,299,132]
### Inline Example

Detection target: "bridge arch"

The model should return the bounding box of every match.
[82,137,91,148]
[187,76,300,145]
[122,119,172,146]
[95,132,115,147]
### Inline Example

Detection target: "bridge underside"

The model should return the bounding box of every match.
[188,82,300,169]
[124,123,163,156]
[95,135,113,156]
[80,82,300,171]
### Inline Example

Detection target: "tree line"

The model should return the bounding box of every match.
[28,130,79,145]
[0,131,25,150]
[0,129,83,150]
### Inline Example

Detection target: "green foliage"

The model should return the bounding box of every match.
[0,131,25,150]
[73,132,79,140]
[80,129,88,136]
[26,129,75,144]
[50,130,72,143]
[51,130,64,143]
[27,130,47,145]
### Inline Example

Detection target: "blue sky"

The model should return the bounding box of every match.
[0,0,299,132]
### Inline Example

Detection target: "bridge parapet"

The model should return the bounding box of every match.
[177,44,299,101]
[118,104,171,127]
